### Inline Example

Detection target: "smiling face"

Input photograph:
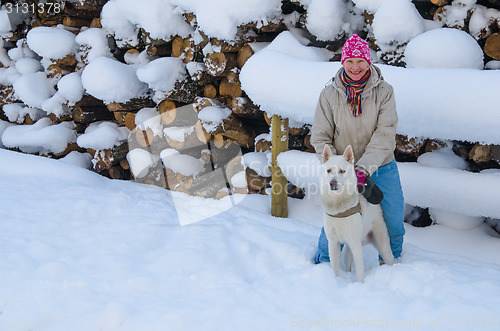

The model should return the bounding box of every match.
[342,57,369,81]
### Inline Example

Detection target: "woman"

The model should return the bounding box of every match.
[310,34,405,263]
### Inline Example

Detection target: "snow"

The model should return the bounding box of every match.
[58,150,92,169]
[398,162,500,219]
[101,0,193,46]
[12,72,55,108]
[26,26,78,59]
[242,151,272,177]
[136,57,186,100]
[14,57,43,75]
[0,119,13,147]
[372,0,425,47]
[198,106,232,133]
[127,148,160,179]
[163,126,195,142]
[1,118,76,154]
[170,0,282,41]
[417,151,469,170]
[134,107,163,136]
[57,72,84,104]
[1,1,500,328]
[76,121,130,151]
[404,28,484,69]
[163,153,205,177]
[305,0,347,41]
[1,149,500,330]
[2,103,44,124]
[81,57,148,104]
[75,27,113,62]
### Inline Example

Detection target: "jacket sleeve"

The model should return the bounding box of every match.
[310,87,337,160]
[356,83,398,175]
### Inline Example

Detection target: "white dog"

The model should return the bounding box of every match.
[320,144,394,282]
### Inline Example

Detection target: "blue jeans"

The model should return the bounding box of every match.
[315,159,405,263]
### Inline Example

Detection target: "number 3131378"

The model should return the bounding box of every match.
[5,2,62,14]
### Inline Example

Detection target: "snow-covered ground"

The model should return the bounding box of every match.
[1,149,499,330]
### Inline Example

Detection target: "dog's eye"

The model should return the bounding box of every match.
[339,169,345,174]
[327,169,332,174]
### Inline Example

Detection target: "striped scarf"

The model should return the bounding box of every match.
[340,68,371,117]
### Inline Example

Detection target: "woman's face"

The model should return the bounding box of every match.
[343,58,369,81]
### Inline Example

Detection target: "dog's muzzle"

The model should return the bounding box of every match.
[329,179,339,191]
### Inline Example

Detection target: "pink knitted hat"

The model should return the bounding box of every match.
[341,34,371,65]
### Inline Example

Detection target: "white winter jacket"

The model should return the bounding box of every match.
[310,65,397,176]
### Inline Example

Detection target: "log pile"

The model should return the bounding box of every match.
[0,0,499,205]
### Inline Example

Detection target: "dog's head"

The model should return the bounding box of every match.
[320,145,357,194]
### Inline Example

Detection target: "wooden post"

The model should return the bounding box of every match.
[271,114,288,218]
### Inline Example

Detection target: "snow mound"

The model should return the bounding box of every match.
[81,57,148,103]
[57,72,84,104]
[429,208,484,231]
[136,57,186,98]
[26,27,78,59]
[2,118,76,154]
[77,121,130,150]
[172,0,282,41]
[12,72,54,108]
[404,28,484,69]
[372,0,425,46]
[417,151,468,170]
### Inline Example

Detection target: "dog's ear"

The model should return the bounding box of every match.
[343,145,354,164]
[322,145,333,163]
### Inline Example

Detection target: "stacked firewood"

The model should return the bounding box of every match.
[0,0,499,200]
[363,0,500,65]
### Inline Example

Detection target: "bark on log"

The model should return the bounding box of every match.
[109,165,129,180]
[396,135,426,156]
[210,114,255,148]
[107,97,156,112]
[255,137,272,152]
[229,97,264,120]
[194,97,223,113]
[90,17,102,28]
[246,168,270,191]
[92,142,129,173]
[55,54,78,67]
[72,106,114,124]
[0,85,17,108]
[53,142,83,158]
[146,43,172,57]
[75,95,106,107]
[166,77,204,104]
[424,139,449,153]
[63,16,92,28]
[304,134,315,153]
[485,33,500,60]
